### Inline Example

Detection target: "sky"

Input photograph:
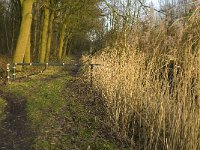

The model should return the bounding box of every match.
[147,0,160,8]
[148,0,200,8]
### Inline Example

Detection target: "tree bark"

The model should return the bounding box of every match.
[198,39,200,109]
[33,2,39,60]
[24,33,31,63]
[13,0,34,70]
[39,2,50,63]
[58,23,66,60]
[62,38,69,58]
[45,11,54,62]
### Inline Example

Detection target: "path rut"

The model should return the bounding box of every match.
[0,91,35,150]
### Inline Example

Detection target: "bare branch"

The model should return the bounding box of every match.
[102,0,127,20]
[138,0,166,15]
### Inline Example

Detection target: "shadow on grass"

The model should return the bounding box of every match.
[0,91,36,150]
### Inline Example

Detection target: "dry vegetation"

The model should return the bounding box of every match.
[83,7,200,149]
[0,55,12,80]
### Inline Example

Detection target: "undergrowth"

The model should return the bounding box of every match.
[83,7,200,150]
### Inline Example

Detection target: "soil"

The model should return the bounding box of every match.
[0,91,35,150]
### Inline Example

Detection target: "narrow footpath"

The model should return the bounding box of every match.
[0,57,124,150]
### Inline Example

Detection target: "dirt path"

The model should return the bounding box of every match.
[0,91,35,150]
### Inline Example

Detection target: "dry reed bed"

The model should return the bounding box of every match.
[83,7,200,150]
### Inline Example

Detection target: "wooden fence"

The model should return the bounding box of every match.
[6,63,102,86]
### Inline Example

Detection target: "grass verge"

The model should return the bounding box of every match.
[0,67,121,149]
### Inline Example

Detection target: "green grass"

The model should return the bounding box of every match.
[1,68,120,149]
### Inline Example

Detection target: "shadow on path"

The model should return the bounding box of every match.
[0,91,35,150]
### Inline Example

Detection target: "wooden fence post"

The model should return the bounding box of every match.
[13,64,16,81]
[90,64,94,87]
[6,64,10,83]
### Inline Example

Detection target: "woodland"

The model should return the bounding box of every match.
[0,0,200,149]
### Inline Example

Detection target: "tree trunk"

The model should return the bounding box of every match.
[58,23,66,60]
[39,3,50,63]
[33,2,39,60]
[13,0,34,70]
[198,40,200,110]
[24,34,31,63]
[62,38,69,58]
[45,11,54,62]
